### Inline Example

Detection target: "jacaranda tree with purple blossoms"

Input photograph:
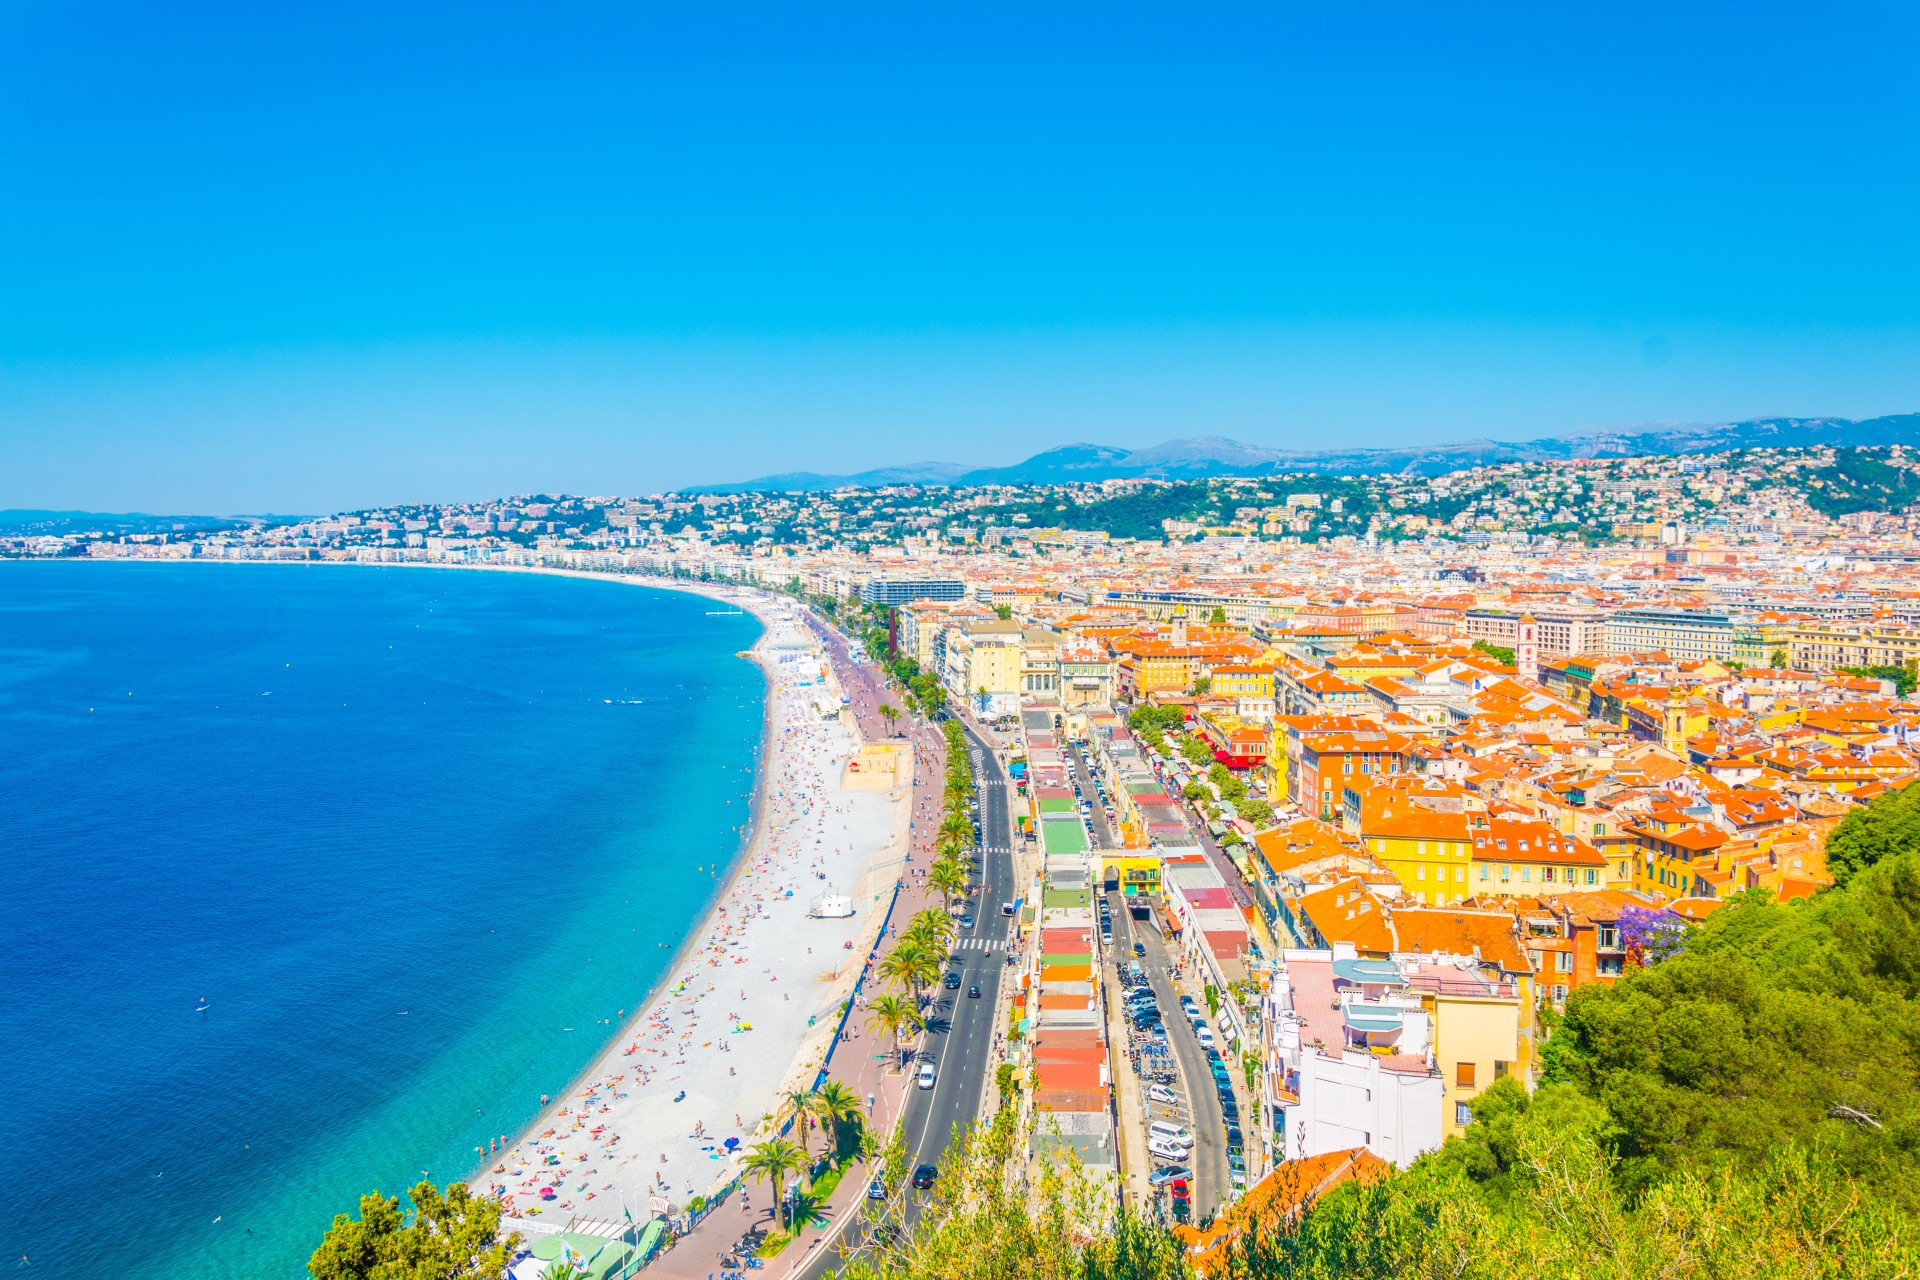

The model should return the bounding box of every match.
[1617,903,1690,966]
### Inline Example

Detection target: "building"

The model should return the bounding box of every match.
[1263,951,1444,1170]
[1603,609,1736,663]
[1466,606,1605,661]
[861,577,966,606]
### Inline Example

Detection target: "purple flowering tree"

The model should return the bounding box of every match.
[1619,904,1690,967]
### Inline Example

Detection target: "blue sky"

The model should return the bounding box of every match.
[3,2,1916,512]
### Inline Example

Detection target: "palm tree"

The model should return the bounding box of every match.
[812,1080,862,1162]
[903,907,957,948]
[876,939,942,1001]
[865,993,923,1067]
[775,1086,819,1163]
[938,810,973,849]
[741,1138,806,1226]
[878,703,901,734]
[928,857,969,908]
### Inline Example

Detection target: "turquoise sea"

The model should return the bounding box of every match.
[0,562,765,1278]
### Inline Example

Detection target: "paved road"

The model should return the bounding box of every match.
[1109,888,1228,1223]
[792,717,1015,1278]
[1064,743,1119,850]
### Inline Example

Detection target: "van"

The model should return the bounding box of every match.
[1146,1137,1189,1164]
[1148,1121,1194,1148]
[1146,1083,1177,1105]
[1196,1027,1215,1049]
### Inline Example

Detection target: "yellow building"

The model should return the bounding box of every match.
[1466,817,1611,896]
[1392,907,1534,1138]
[1359,801,1475,907]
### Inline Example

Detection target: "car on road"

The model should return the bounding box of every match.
[1147,1164,1191,1187]
[1226,1123,1244,1147]
[1100,929,1113,945]
[911,1164,939,1189]
[968,984,981,999]
[1179,995,1199,1017]
[943,972,962,989]
[1001,902,1015,916]
[867,1178,887,1200]
[917,1061,937,1090]
[1132,942,1146,957]
[958,914,975,930]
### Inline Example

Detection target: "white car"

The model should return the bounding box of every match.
[1146,1083,1177,1105]
[917,1061,937,1090]
[1196,1026,1216,1049]
[1146,1138,1189,1164]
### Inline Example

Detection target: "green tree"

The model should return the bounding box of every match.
[1472,639,1516,666]
[308,1181,516,1280]
[1189,676,1212,696]
[928,857,969,908]
[865,993,924,1067]
[812,1079,864,1161]
[1826,781,1920,887]
[877,703,902,732]
[993,603,1013,620]
[741,1138,807,1227]
[775,1086,822,1163]
[1209,606,1228,625]
[1771,647,1788,667]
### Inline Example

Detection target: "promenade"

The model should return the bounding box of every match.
[645,609,951,1280]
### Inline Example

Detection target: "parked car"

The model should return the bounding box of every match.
[1147,1164,1191,1187]
[1196,1027,1216,1049]
[1132,942,1146,957]
[1149,1121,1195,1147]
[911,1164,938,1189]
[1146,1083,1177,1105]
[1001,902,1015,916]
[867,1178,887,1200]
[1146,1137,1189,1163]
[917,1061,937,1090]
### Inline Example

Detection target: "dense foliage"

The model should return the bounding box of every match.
[1801,447,1920,517]
[1826,780,1920,887]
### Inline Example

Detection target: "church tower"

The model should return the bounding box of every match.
[1517,613,1539,684]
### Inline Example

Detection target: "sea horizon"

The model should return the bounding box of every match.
[0,561,767,1279]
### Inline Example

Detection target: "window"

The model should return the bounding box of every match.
[1456,1061,1476,1088]
[1456,1101,1474,1127]
[1556,951,1573,973]
[1455,866,1465,882]
[1494,1060,1510,1080]
[1586,868,1599,885]
[1520,866,1531,883]
[1500,864,1511,882]
[1478,864,1489,881]
[1415,865,1425,881]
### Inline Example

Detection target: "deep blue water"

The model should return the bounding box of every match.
[0,562,764,1279]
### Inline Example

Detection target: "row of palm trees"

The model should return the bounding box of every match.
[739,1079,867,1229]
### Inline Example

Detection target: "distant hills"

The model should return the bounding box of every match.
[691,412,1920,493]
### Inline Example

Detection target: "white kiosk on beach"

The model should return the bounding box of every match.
[808,893,856,919]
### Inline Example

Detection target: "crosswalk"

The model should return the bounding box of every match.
[952,937,1007,952]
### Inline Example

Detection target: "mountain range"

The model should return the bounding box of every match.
[691,412,1920,493]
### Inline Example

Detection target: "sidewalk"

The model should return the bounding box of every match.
[647,615,950,1279]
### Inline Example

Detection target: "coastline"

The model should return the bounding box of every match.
[447,569,907,1238]
[8,558,906,1249]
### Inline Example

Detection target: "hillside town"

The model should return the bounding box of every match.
[20,447,1920,1237]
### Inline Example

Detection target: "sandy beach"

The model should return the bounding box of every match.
[464,579,911,1231]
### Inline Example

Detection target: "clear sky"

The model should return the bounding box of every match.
[3,1,1916,513]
